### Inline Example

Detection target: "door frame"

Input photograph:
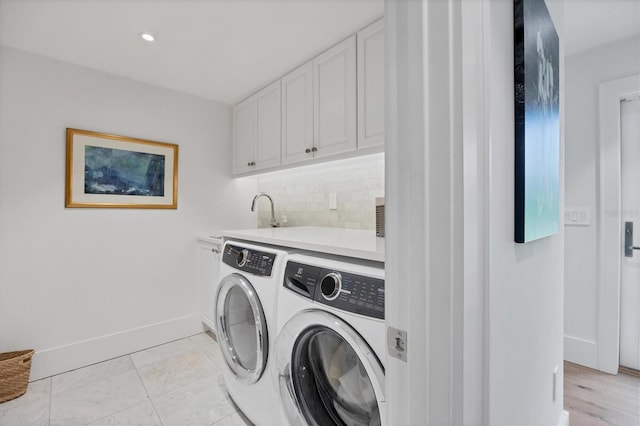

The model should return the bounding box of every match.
[597,73,640,374]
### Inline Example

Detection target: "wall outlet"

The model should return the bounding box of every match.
[329,193,337,210]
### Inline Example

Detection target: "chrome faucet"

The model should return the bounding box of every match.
[251,193,280,227]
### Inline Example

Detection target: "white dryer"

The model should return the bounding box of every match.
[273,253,385,426]
[216,240,288,425]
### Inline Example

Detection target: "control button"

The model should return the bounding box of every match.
[349,298,357,304]
[357,301,365,306]
[237,249,249,267]
[374,306,384,312]
[365,303,374,309]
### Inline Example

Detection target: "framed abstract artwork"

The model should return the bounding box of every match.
[514,0,560,243]
[65,128,178,208]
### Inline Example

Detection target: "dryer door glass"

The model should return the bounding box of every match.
[216,273,268,384]
[293,327,381,426]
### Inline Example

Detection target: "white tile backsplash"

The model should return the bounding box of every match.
[255,153,384,229]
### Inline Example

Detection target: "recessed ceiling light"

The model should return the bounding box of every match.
[140,33,155,42]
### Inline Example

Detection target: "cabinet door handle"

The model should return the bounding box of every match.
[311,146,318,152]
[247,161,256,166]
[305,148,311,154]
[212,248,220,254]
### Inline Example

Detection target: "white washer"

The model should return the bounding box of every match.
[216,240,288,425]
[273,253,385,426]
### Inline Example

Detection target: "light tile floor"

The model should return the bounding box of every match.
[0,332,252,426]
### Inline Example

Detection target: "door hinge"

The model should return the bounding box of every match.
[387,326,407,362]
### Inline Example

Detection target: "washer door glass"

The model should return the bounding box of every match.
[216,273,268,384]
[293,327,381,426]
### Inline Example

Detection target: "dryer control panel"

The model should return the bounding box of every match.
[283,261,385,320]
[223,244,276,277]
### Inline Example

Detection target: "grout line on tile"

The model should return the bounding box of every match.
[131,358,164,426]
[48,376,52,426]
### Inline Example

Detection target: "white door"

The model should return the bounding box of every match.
[313,36,357,158]
[620,96,640,371]
[254,80,282,171]
[282,61,314,165]
[357,18,385,149]
[232,98,256,174]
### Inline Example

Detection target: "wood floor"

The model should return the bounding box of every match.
[564,361,640,425]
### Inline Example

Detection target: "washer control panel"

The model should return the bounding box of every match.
[283,261,384,319]
[222,244,276,277]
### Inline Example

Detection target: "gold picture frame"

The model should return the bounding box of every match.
[65,128,178,209]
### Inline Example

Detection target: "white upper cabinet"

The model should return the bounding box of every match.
[232,19,383,175]
[232,80,281,174]
[254,80,282,170]
[282,61,314,165]
[313,35,357,158]
[357,19,384,148]
[232,97,256,174]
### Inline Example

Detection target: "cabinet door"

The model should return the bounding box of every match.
[232,98,256,174]
[254,80,282,171]
[282,61,314,165]
[199,242,221,333]
[313,35,357,158]
[357,19,385,149]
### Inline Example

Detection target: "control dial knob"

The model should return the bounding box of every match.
[320,272,342,301]
[236,249,249,267]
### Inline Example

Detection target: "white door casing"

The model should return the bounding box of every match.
[597,74,640,374]
[620,96,640,370]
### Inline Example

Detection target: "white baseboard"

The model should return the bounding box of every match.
[558,410,570,426]
[30,314,205,380]
[564,335,598,369]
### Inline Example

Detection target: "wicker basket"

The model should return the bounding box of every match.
[0,350,34,404]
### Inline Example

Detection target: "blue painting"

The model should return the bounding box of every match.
[84,146,165,196]
[514,0,560,243]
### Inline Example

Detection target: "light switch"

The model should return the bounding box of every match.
[565,208,590,226]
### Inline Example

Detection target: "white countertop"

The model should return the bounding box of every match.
[219,226,384,263]
[197,236,222,245]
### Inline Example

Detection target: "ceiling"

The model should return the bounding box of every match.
[0,0,383,104]
[0,0,638,105]
[563,0,640,56]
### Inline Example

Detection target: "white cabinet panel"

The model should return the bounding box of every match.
[232,98,256,174]
[313,35,357,158]
[255,80,282,170]
[198,240,221,333]
[358,19,385,148]
[282,61,314,165]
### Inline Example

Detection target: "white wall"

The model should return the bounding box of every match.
[486,1,566,424]
[254,153,384,229]
[0,46,256,380]
[564,36,640,368]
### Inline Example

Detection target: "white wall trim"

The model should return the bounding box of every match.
[384,0,466,423]
[597,74,640,374]
[563,335,598,369]
[558,410,570,426]
[30,314,204,380]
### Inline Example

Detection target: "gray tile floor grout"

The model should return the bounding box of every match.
[0,332,250,426]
